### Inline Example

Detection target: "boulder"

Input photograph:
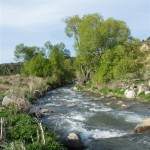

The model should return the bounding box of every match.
[116,101,124,105]
[137,84,149,95]
[62,132,85,150]
[119,104,130,110]
[28,108,44,118]
[106,102,112,106]
[2,96,14,107]
[39,108,49,114]
[145,91,150,95]
[124,89,136,99]
[134,118,150,134]
[2,96,32,112]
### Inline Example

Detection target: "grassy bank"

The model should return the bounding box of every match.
[0,75,67,149]
[74,82,150,103]
[0,109,66,150]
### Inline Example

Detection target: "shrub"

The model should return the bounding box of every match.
[99,87,111,95]
[0,109,66,150]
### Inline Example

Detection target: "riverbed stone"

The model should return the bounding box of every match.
[116,101,124,105]
[134,118,150,134]
[62,132,85,150]
[39,108,49,114]
[144,91,150,95]
[118,104,130,110]
[124,89,136,99]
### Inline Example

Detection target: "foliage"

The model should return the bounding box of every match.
[20,42,74,84]
[21,54,50,77]
[111,89,124,96]
[0,63,23,76]
[0,109,66,150]
[46,77,60,86]
[95,39,144,83]
[14,44,45,62]
[99,87,111,95]
[138,92,150,102]
[65,13,144,83]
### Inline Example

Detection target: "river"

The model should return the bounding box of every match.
[35,86,150,150]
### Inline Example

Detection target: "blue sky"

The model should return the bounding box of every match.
[0,0,150,63]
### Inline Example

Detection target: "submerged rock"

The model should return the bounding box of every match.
[116,101,124,105]
[118,104,130,110]
[134,118,150,134]
[62,132,85,150]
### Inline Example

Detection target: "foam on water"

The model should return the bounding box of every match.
[69,115,85,121]
[88,129,126,139]
[45,103,60,106]
[90,107,112,112]
[58,118,126,142]
[112,111,145,123]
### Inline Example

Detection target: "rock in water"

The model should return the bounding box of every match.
[62,132,85,150]
[39,108,49,114]
[134,118,150,134]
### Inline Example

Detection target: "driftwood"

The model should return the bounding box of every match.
[38,122,45,145]
[0,117,4,142]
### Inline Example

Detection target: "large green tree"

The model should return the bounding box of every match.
[65,13,143,83]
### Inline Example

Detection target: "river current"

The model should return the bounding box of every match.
[35,86,150,150]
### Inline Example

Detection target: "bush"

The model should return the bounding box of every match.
[46,77,60,86]
[99,87,111,95]
[111,89,124,96]
[0,109,66,150]
[0,63,23,76]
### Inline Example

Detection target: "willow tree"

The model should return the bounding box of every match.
[65,13,131,83]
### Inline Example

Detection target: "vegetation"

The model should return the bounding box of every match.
[0,12,150,150]
[14,42,74,85]
[0,63,23,76]
[0,75,48,103]
[0,109,66,150]
[65,13,144,84]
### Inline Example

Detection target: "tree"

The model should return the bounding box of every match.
[94,38,143,83]
[22,53,49,77]
[14,44,45,62]
[65,13,131,83]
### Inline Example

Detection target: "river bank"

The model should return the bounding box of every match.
[73,81,150,103]
[0,75,68,150]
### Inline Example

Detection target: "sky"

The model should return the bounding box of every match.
[0,0,150,63]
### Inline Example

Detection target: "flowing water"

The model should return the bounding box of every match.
[35,86,150,150]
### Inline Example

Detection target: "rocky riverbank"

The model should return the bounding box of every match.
[72,80,150,103]
[0,75,68,149]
